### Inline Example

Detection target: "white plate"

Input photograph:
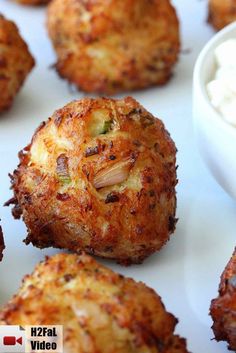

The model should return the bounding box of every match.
[0,1,235,352]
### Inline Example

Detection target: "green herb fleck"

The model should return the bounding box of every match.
[58,175,71,185]
[100,120,113,134]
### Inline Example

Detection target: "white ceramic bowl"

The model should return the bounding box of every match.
[193,22,236,200]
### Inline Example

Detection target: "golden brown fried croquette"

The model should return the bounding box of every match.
[0,226,5,261]
[0,14,35,113]
[13,0,50,5]
[8,97,177,265]
[0,253,189,353]
[208,0,236,30]
[210,248,236,350]
[47,0,180,94]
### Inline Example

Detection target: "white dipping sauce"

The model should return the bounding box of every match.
[207,39,236,126]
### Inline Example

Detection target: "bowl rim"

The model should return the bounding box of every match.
[193,21,236,140]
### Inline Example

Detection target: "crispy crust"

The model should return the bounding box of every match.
[0,14,35,113]
[208,0,236,30]
[210,248,236,350]
[0,226,5,261]
[47,0,180,94]
[0,253,189,353]
[14,0,50,5]
[9,97,177,265]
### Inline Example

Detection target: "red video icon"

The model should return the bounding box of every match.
[3,336,22,346]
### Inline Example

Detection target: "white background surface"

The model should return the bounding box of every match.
[0,0,235,352]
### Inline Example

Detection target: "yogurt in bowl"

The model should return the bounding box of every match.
[193,22,236,200]
[207,39,236,126]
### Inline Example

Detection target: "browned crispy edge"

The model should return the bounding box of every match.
[0,225,5,261]
[210,248,236,350]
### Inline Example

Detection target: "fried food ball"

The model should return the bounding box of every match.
[47,0,180,94]
[9,97,177,265]
[0,253,189,353]
[208,0,236,30]
[0,14,35,113]
[13,0,50,5]
[210,248,236,350]
[0,226,5,261]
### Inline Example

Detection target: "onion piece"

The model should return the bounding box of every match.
[92,157,135,189]
[56,153,71,184]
